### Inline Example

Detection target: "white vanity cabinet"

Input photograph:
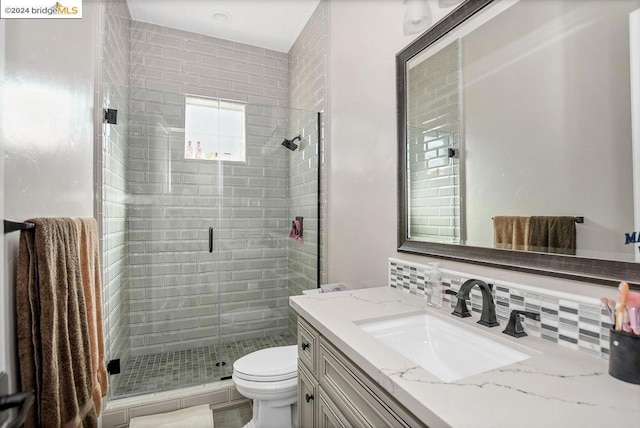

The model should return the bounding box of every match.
[297,318,426,428]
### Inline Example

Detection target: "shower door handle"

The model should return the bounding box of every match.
[208,227,213,253]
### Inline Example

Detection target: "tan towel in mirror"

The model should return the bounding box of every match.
[16,218,97,427]
[493,216,514,249]
[493,216,531,251]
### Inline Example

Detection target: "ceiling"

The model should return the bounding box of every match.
[126,0,321,53]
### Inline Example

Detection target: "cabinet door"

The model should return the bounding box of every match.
[298,363,317,428]
[318,339,424,427]
[318,386,351,428]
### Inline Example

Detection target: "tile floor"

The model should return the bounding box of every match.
[113,334,295,397]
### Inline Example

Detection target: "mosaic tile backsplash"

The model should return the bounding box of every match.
[389,258,612,360]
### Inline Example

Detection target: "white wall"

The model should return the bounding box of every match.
[326,0,618,300]
[1,3,98,392]
[326,0,453,287]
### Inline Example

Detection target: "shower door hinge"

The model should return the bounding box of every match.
[107,359,121,375]
[104,108,118,125]
[448,148,459,158]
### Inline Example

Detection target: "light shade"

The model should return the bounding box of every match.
[403,0,432,35]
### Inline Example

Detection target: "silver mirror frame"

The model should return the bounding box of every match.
[396,0,640,289]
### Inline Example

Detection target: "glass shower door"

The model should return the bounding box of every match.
[107,110,224,397]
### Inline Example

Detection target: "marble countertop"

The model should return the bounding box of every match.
[289,287,640,428]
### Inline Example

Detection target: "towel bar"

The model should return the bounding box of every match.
[3,220,35,234]
[491,216,584,224]
[0,390,35,428]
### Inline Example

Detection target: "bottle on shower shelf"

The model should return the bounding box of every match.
[196,141,202,159]
[186,140,194,158]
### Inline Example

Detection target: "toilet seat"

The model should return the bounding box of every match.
[233,369,297,383]
[233,345,298,382]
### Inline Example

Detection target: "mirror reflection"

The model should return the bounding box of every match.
[406,0,640,263]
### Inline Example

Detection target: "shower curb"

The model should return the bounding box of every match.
[101,380,248,428]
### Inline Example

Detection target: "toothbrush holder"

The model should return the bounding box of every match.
[608,328,640,385]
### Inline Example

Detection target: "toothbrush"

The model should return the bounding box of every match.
[622,309,630,333]
[628,307,640,335]
[600,297,616,325]
[607,299,616,324]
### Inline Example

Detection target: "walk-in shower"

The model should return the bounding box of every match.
[101,93,321,398]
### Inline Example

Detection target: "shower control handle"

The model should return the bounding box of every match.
[208,227,213,253]
[305,393,314,403]
[301,342,310,351]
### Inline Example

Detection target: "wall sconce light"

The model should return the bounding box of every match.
[403,0,432,36]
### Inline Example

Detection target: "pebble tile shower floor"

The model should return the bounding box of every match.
[113,334,295,397]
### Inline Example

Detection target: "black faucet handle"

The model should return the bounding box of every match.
[452,297,471,318]
[502,310,541,338]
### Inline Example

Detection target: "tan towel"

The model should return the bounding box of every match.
[493,216,531,251]
[493,216,514,250]
[512,216,531,251]
[529,216,576,255]
[74,217,108,414]
[17,218,97,428]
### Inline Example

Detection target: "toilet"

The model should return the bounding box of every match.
[232,345,298,428]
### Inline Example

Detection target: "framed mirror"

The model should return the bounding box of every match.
[397,0,640,287]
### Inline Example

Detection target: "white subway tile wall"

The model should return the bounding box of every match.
[406,40,461,243]
[126,20,292,357]
[389,258,612,359]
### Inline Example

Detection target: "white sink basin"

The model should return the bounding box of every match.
[357,312,530,383]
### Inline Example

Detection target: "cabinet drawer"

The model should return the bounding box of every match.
[318,338,425,428]
[298,318,317,375]
[298,362,317,428]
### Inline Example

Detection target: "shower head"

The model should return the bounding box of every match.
[281,135,301,151]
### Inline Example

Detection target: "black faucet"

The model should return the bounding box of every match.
[502,310,541,338]
[451,279,499,327]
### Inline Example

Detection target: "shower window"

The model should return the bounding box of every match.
[184,96,246,162]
